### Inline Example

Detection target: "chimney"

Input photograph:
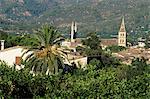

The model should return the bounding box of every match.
[0,40,5,50]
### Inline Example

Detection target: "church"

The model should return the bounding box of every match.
[118,17,127,47]
[62,17,127,50]
[61,21,82,51]
[101,17,127,48]
[61,21,87,67]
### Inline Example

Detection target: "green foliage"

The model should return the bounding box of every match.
[76,46,85,55]
[106,45,126,53]
[80,32,103,57]
[127,57,149,79]
[82,32,101,50]
[0,30,8,40]
[1,0,150,37]
[144,35,150,49]
[0,62,149,98]
[23,25,65,74]
[78,33,120,69]
[0,31,37,48]
[89,58,102,68]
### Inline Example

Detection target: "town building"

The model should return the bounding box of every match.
[101,38,118,49]
[101,17,127,48]
[61,21,87,67]
[138,37,146,48]
[0,22,87,68]
[0,45,29,70]
[118,17,127,47]
[113,47,150,65]
[61,21,82,51]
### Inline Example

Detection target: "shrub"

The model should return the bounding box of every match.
[0,62,149,98]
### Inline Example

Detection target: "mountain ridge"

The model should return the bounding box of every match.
[0,0,150,36]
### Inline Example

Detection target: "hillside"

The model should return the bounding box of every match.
[0,0,150,37]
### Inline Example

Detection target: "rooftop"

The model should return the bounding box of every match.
[101,38,118,47]
[0,46,25,52]
[113,47,150,64]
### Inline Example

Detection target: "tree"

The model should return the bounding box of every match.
[0,30,8,40]
[106,45,126,53]
[144,35,150,49]
[23,25,67,74]
[127,57,148,79]
[82,32,101,50]
[81,32,102,56]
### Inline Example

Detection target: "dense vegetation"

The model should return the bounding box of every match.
[0,58,150,98]
[0,30,35,48]
[0,0,150,38]
[23,25,66,75]
[106,45,126,53]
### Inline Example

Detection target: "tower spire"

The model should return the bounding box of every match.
[75,22,77,33]
[71,21,77,42]
[119,16,126,32]
[118,17,127,47]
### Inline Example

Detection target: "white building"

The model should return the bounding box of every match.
[0,46,87,69]
[138,42,146,48]
[61,21,82,51]
[138,38,146,48]
[0,46,30,70]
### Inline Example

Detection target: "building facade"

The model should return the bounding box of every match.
[118,17,127,47]
[0,46,31,69]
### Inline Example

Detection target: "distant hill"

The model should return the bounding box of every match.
[0,0,150,37]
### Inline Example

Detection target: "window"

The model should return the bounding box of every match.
[120,40,125,43]
[120,34,124,36]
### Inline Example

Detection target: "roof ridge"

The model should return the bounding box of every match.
[0,46,25,52]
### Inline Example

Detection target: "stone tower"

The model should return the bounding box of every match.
[71,21,77,42]
[118,17,127,47]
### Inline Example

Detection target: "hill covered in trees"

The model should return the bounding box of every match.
[0,0,150,37]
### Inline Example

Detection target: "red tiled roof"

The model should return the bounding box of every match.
[101,39,118,46]
[114,48,150,64]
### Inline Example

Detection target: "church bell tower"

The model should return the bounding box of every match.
[118,17,127,47]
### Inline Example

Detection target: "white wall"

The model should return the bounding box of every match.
[138,42,145,48]
[70,57,87,68]
[0,47,29,67]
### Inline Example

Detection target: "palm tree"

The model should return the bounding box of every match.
[23,25,67,75]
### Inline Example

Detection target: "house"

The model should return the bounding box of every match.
[61,21,82,51]
[0,40,87,70]
[113,47,150,64]
[0,46,30,70]
[64,52,87,68]
[138,38,146,48]
[101,38,118,49]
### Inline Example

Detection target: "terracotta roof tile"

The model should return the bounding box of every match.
[101,39,118,46]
